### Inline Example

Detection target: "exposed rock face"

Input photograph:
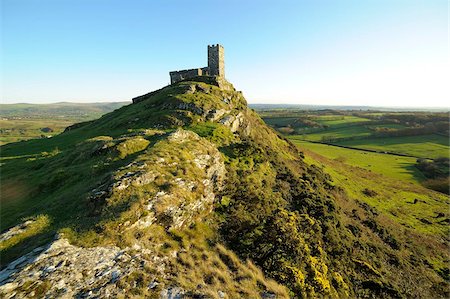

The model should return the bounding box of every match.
[0,238,145,298]
[112,129,226,230]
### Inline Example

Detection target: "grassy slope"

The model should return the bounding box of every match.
[296,145,449,270]
[290,140,425,184]
[302,145,448,235]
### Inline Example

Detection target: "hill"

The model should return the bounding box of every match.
[1,77,448,298]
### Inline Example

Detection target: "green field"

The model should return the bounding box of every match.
[298,146,448,237]
[291,139,425,184]
[296,125,372,141]
[0,102,127,145]
[0,118,74,145]
[313,115,370,126]
[336,134,449,159]
[260,109,449,198]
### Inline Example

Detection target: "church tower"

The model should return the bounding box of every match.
[207,44,225,77]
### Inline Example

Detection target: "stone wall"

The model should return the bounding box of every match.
[168,45,225,84]
[170,68,204,84]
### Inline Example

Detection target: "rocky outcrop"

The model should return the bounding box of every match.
[0,238,147,298]
[88,129,226,231]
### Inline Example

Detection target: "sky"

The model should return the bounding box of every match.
[1,0,449,107]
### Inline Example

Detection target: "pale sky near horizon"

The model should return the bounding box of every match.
[1,0,449,107]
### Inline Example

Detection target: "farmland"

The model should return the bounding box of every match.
[259,108,449,193]
[291,140,425,184]
[0,102,127,145]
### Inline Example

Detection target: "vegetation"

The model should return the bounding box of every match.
[1,79,448,297]
[0,102,127,145]
[289,140,425,184]
[416,158,450,194]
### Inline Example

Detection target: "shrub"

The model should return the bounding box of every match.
[423,177,450,195]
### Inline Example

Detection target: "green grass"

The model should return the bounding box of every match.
[368,124,406,129]
[0,118,75,145]
[298,145,449,237]
[0,102,128,145]
[291,139,425,184]
[297,125,372,141]
[312,115,370,126]
[336,134,449,159]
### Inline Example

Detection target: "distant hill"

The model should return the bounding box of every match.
[0,102,129,119]
[249,103,450,112]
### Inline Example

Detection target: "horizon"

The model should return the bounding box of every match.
[2,0,449,108]
[2,100,449,112]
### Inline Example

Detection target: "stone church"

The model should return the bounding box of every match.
[169,44,225,84]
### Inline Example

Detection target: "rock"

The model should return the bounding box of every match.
[149,280,159,289]
[167,129,200,143]
[161,286,185,299]
[0,238,147,298]
[0,220,34,242]
[261,292,276,299]
[206,109,228,121]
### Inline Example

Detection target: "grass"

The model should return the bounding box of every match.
[0,215,51,251]
[2,80,449,297]
[0,102,127,145]
[0,118,75,145]
[290,140,425,184]
[297,145,449,238]
[336,134,449,159]
[297,126,372,142]
[312,115,370,126]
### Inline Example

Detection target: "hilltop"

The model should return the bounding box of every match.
[1,77,448,298]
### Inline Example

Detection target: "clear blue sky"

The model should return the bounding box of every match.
[1,0,448,107]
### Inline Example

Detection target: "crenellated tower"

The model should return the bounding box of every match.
[207,44,225,77]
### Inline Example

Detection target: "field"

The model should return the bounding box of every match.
[0,102,128,145]
[291,140,425,184]
[259,108,449,194]
[298,146,448,237]
[0,118,75,145]
[336,135,449,159]
[294,125,372,141]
